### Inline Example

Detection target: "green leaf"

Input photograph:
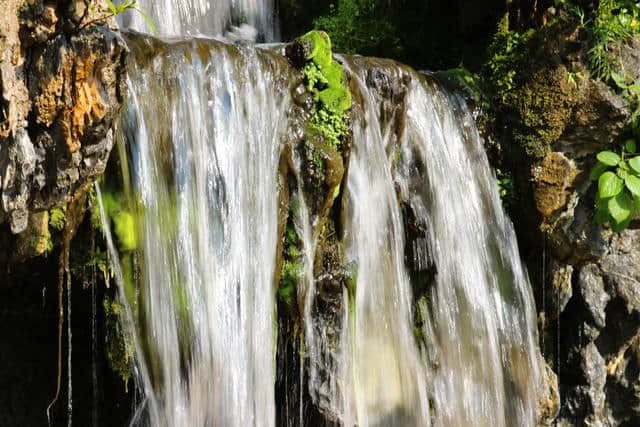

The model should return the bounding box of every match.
[628,83,640,96]
[105,0,118,15]
[608,192,633,224]
[132,5,157,35]
[611,71,628,89]
[594,206,610,224]
[625,174,640,196]
[597,151,621,166]
[590,162,609,181]
[624,139,637,153]
[629,156,640,174]
[611,217,632,232]
[599,171,623,198]
[617,166,630,180]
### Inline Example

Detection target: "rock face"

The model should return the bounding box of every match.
[487,16,640,426]
[558,230,640,426]
[0,0,125,238]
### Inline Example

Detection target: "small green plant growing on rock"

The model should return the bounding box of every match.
[83,0,156,34]
[586,0,639,81]
[484,13,532,101]
[590,66,640,231]
[298,31,352,149]
[105,1,156,33]
[591,140,640,230]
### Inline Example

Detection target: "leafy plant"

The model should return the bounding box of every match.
[586,0,639,81]
[591,141,640,230]
[484,14,531,101]
[313,0,400,56]
[102,0,157,34]
[611,70,640,132]
[567,70,584,88]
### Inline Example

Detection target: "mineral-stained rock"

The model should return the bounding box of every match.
[0,1,125,240]
[534,152,579,218]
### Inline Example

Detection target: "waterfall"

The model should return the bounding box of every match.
[115,35,292,426]
[339,59,431,426]
[395,76,542,427]
[108,2,545,426]
[120,0,279,41]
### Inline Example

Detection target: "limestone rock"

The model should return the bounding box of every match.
[0,2,125,238]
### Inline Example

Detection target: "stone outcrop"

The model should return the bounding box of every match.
[0,1,125,243]
[485,15,640,425]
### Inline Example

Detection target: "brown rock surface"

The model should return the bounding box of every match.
[0,1,125,238]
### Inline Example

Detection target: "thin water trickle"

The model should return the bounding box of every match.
[91,267,99,427]
[67,272,73,427]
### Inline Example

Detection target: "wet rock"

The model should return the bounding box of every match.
[534,152,579,219]
[578,264,609,329]
[537,362,560,426]
[547,261,574,317]
[0,2,124,241]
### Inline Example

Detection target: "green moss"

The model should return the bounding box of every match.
[278,222,303,312]
[49,207,66,232]
[300,30,333,69]
[103,297,134,389]
[483,13,532,101]
[505,66,578,158]
[100,192,138,252]
[113,211,137,251]
[299,31,352,149]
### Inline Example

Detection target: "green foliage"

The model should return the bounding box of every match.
[313,0,400,56]
[611,70,640,132]
[100,192,138,252]
[496,168,516,208]
[278,223,303,311]
[484,14,532,100]
[591,140,640,230]
[49,207,66,232]
[102,1,156,35]
[299,31,352,149]
[583,0,640,81]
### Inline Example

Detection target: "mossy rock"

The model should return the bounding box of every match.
[295,31,352,149]
[299,30,333,69]
[504,66,580,158]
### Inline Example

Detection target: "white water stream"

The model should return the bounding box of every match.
[106,2,545,426]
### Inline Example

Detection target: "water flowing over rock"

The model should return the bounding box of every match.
[111,25,546,427]
[121,0,278,41]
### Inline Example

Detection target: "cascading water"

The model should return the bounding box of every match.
[394,76,543,427]
[106,2,546,426]
[115,35,292,426]
[337,57,543,426]
[338,59,431,427]
[121,0,278,41]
